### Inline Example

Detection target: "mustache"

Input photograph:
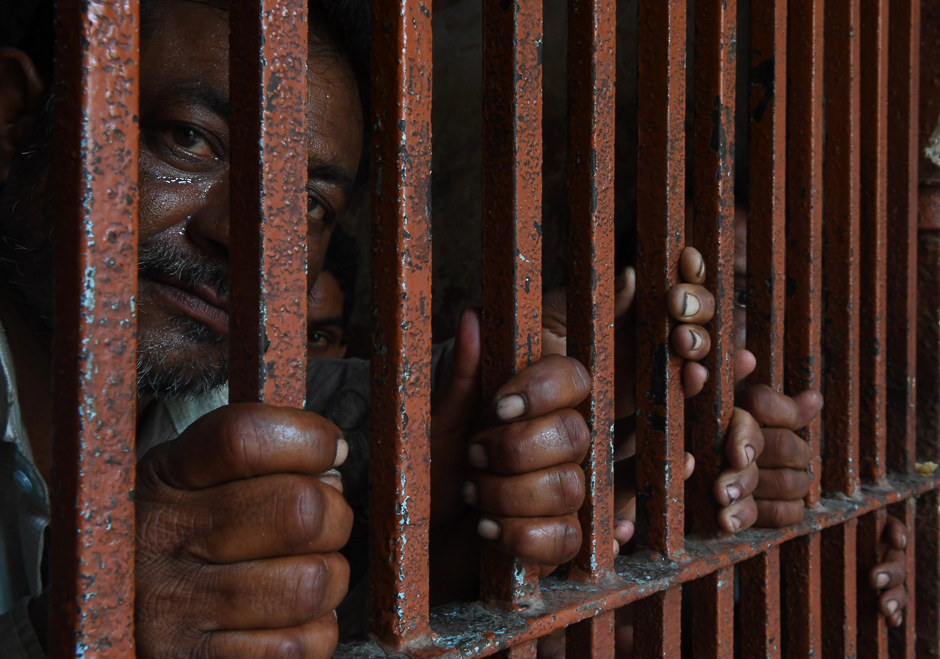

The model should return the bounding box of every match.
[138,238,229,297]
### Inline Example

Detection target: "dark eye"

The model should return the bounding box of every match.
[734,289,747,309]
[308,331,330,347]
[170,126,213,157]
[307,196,328,224]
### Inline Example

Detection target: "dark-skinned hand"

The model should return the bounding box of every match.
[135,404,353,659]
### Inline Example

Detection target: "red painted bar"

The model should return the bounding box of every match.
[821,519,858,658]
[785,0,824,506]
[481,0,543,607]
[858,510,890,659]
[822,0,862,497]
[782,533,822,657]
[888,500,916,659]
[635,0,687,559]
[228,0,308,408]
[691,567,734,659]
[633,586,682,658]
[368,0,434,650]
[50,1,139,656]
[886,0,921,474]
[739,547,782,659]
[747,0,787,391]
[859,0,890,484]
[566,0,616,585]
[915,489,940,658]
[566,612,615,659]
[688,0,736,537]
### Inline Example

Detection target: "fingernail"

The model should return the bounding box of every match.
[615,519,635,542]
[462,481,478,505]
[333,439,348,467]
[726,485,742,504]
[689,329,702,351]
[468,444,488,469]
[613,538,621,555]
[900,534,908,549]
[893,612,904,627]
[683,292,701,318]
[478,518,501,540]
[496,394,526,421]
[731,515,742,532]
[745,445,756,465]
[886,599,899,615]
[697,258,706,281]
[875,572,890,588]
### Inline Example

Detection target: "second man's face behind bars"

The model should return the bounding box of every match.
[133,0,363,398]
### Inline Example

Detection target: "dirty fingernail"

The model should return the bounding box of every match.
[726,485,742,504]
[496,394,526,421]
[333,439,348,467]
[696,257,706,281]
[731,515,742,532]
[745,445,756,465]
[478,518,501,540]
[613,538,621,555]
[689,329,702,351]
[886,599,899,615]
[875,572,890,589]
[468,444,488,469]
[683,292,701,318]
[900,534,908,549]
[462,481,478,505]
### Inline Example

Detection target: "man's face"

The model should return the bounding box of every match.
[306,270,347,360]
[6,1,363,398]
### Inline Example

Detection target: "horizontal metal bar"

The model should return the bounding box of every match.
[334,475,940,659]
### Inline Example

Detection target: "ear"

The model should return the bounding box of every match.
[0,49,46,185]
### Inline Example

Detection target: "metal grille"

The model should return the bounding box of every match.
[48,0,940,658]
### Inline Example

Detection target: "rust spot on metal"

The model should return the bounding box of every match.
[821,518,858,656]
[739,546,782,658]
[691,566,734,658]
[782,532,822,655]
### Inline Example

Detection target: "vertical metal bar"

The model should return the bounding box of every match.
[566,0,616,585]
[888,500,916,659]
[368,0,433,649]
[229,0,307,407]
[481,0,543,607]
[50,1,139,656]
[688,0,736,537]
[859,0,890,484]
[786,0,824,506]
[858,510,890,659]
[886,0,921,474]
[635,0,686,559]
[822,0,862,496]
[691,567,735,659]
[782,533,822,657]
[747,0,787,390]
[633,586,683,658]
[915,489,940,658]
[821,518,858,658]
[739,547,782,659]
[566,611,616,659]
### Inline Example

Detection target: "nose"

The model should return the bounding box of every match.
[185,174,230,261]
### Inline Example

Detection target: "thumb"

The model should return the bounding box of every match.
[432,307,483,434]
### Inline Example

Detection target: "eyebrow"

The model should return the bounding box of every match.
[308,318,344,329]
[308,160,356,194]
[154,79,232,119]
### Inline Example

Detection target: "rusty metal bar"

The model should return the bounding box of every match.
[566,0,616,585]
[782,532,822,657]
[821,519,858,657]
[481,0,543,607]
[859,0,890,484]
[739,547,782,659]
[916,489,940,658]
[228,0,307,407]
[49,1,139,656]
[330,476,939,658]
[688,0,736,538]
[691,567,734,659]
[888,500,916,658]
[746,0,787,391]
[635,0,686,559]
[821,0,862,497]
[858,510,890,659]
[886,0,921,474]
[785,0,824,506]
[566,612,615,659]
[368,0,434,650]
[633,586,682,658]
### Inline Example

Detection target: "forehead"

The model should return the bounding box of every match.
[140,0,363,169]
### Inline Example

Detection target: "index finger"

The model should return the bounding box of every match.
[493,354,592,422]
[146,403,347,490]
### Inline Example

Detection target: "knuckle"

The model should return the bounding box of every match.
[549,467,584,513]
[288,560,328,619]
[558,410,590,457]
[555,519,582,563]
[267,633,307,659]
[279,480,324,549]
